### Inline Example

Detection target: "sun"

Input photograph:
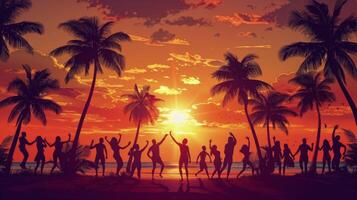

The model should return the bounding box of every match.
[167,110,190,125]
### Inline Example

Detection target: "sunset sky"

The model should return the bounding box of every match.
[0,0,356,162]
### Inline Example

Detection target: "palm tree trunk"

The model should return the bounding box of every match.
[335,75,357,125]
[5,117,24,174]
[266,118,272,153]
[244,101,264,172]
[126,120,141,173]
[310,102,322,173]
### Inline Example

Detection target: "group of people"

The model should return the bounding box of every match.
[16,126,347,180]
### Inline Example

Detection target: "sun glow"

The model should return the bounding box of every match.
[167,110,190,125]
[159,108,201,135]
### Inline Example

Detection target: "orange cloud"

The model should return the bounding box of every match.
[181,76,201,85]
[154,86,185,95]
[215,13,269,27]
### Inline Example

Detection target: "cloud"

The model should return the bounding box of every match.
[150,28,175,43]
[168,52,223,67]
[265,27,273,31]
[181,76,201,85]
[235,45,272,49]
[239,31,257,38]
[145,78,158,83]
[131,32,190,46]
[154,86,185,95]
[165,16,212,26]
[215,13,269,27]
[125,67,147,74]
[147,64,171,71]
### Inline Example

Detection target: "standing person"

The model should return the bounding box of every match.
[331,125,346,171]
[282,144,294,175]
[90,138,108,177]
[195,145,212,178]
[293,138,314,174]
[129,141,149,179]
[320,139,332,174]
[45,134,71,174]
[18,132,35,169]
[170,132,191,182]
[105,134,131,176]
[147,134,168,179]
[209,139,222,179]
[272,137,283,175]
[34,136,47,175]
[237,137,254,178]
[220,132,237,180]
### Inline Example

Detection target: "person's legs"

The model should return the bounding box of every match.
[304,161,308,174]
[204,167,210,178]
[138,166,141,179]
[94,157,99,177]
[226,160,232,179]
[179,161,183,181]
[327,157,331,173]
[101,158,105,176]
[283,161,286,175]
[51,154,58,174]
[184,162,189,181]
[40,158,45,175]
[322,158,326,174]
[20,149,29,169]
[158,159,165,177]
[220,157,228,174]
[278,161,282,175]
[34,160,40,174]
[152,161,157,179]
[237,163,247,178]
[299,160,304,174]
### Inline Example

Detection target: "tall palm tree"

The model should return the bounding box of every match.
[279,0,357,124]
[0,0,44,61]
[289,72,335,173]
[211,52,271,171]
[0,65,62,174]
[122,84,162,172]
[250,91,297,153]
[50,17,130,155]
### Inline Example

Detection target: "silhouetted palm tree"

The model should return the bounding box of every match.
[50,17,130,156]
[289,72,335,173]
[211,52,271,171]
[0,65,62,174]
[250,92,297,154]
[122,84,162,173]
[279,0,357,124]
[0,136,13,173]
[0,0,44,61]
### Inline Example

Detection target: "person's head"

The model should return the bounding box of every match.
[182,138,188,145]
[323,139,329,146]
[335,135,341,141]
[228,136,233,144]
[284,144,289,149]
[55,136,61,142]
[241,145,248,154]
[202,145,206,151]
[212,145,217,151]
[110,137,118,145]
[276,141,281,147]
[99,138,104,143]
[302,138,307,144]
[152,139,157,145]
[21,132,26,137]
[36,136,43,142]
[133,144,139,150]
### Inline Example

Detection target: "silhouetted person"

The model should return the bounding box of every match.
[294,138,314,174]
[129,141,149,179]
[220,132,237,179]
[237,137,254,178]
[34,136,47,175]
[18,132,35,169]
[195,145,212,178]
[331,125,346,171]
[147,134,168,179]
[90,138,108,177]
[170,131,191,182]
[209,139,222,179]
[319,139,332,174]
[45,134,71,174]
[272,137,283,175]
[105,134,131,176]
[282,144,294,175]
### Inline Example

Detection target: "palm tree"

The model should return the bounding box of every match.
[211,52,271,171]
[250,91,297,154]
[50,17,131,156]
[0,0,44,61]
[122,84,162,172]
[289,72,335,173]
[0,65,62,174]
[279,0,357,125]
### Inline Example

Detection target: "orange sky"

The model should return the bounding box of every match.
[0,0,356,162]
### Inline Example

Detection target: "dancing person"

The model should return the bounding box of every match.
[45,134,71,174]
[129,141,149,179]
[18,132,35,169]
[293,138,314,174]
[90,138,108,177]
[34,136,47,175]
[320,139,332,174]
[105,134,131,176]
[209,139,222,179]
[331,125,346,172]
[272,137,283,175]
[220,132,237,179]
[170,131,191,182]
[147,134,168,179]
[282,144,294,175]
[195,145,212,178]
[237,137,254,178]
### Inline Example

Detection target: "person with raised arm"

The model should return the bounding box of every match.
[220,132,237,180]
[331,125,347,171]
[34,136,47,175]
[18,132,36,169]
[130,140,149,179]
[293,138,314,174]
[195,145,212,178]
[237,137,254,178]
[105,134,131,176]
[209,139,222,179]
[45,133,71,174]
[170,131,191,182]
[147,133,168,179]
[282,143,294,175]
[90,138,108,177]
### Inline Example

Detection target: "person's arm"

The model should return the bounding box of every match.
[104,136,110,144]
[120,141,131,149]
[293,146,300,157]
[89,140,95,149]
[147,146,153,159]
[332,125,338,141]
[196,153,200,163]
[229,132,237,144]
[188,147,191,163]
[309,143,314,151]
[104,145,108,159]
[44,138,54,147]
[140,140,149,152]
[169,131,180,146]
[28,139,36,145]
[342,143,347,158]
[209,139,212,150]
[117,134,122,145]
[206,152,212,163]
[158,134,168,145]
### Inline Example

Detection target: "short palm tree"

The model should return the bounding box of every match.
[0,0,44,61]
[50,17,131,156]
[211,52,271,171]
[250,91,297,154]
[0,65,62,174]
[122,84,162,172]
[289,72,335,173]
[279,0,357,124]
